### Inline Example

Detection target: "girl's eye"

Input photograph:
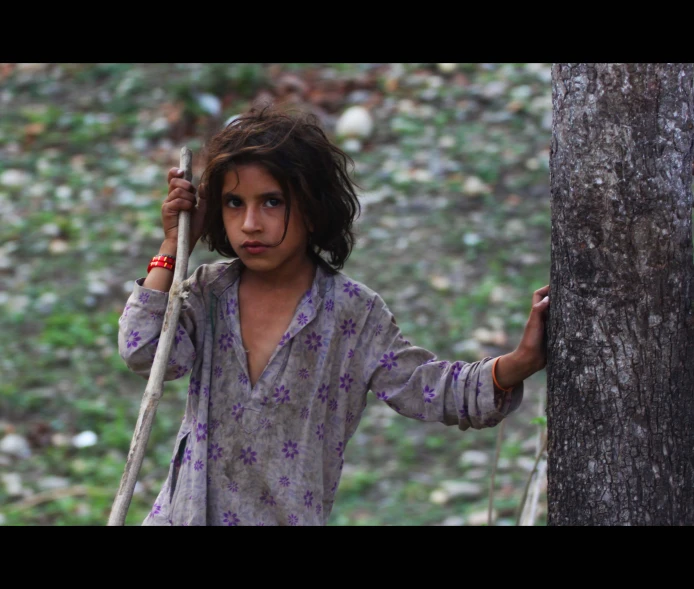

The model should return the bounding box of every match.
[226,197,243,208]
[265,198,282,208]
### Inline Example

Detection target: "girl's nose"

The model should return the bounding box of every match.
[241,206,262,233]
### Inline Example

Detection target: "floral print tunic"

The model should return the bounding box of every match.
[118,259,523,526]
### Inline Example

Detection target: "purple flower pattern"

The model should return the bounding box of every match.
[218,333,234,351]
[260,492,277,506]
[340,318,356,337]
[231,403,244,422]
[239,446,257,465]
[339,372,354,393]
[188,377,200,396]
[380,351,398,371]
[282,440,299,459]
[343,281,361,298]
[304,490,314,508]
[273,385,290,404]
[223,511,240,526]
[305,331,322,351]
[423,385,435,403]
[208,443,223,461]
[126,330,141,349]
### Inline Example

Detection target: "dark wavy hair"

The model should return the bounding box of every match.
[199,105,361,273]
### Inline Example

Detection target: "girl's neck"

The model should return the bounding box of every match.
[240,255,317,293]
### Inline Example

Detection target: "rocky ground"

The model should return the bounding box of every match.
[0,63,552,525]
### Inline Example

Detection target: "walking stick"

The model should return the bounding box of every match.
[107,147,193,526]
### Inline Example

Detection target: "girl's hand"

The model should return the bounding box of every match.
[161,167,208,252]
[493,285,549,389]
[516,284,550,373]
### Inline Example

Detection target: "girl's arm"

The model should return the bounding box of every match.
[356,288,547,429]
[117,166,209,379]
[117,265,206,381]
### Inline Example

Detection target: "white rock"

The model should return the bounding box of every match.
[72,431,98,448]
[462,176,489,195]
[0,170,30,187]
[0,434,31,458]
[467,509,496,526]
[462,233,481,246]
[429,489,448,505]
[452,339,482,357]
[196,93,222,117]
[429,275,451,291]
[441,515,465,526]
[48,239,70,254]
[341,138,362,153]
[440,480,483,499]
[465,468,489,481]
[1,473,23,497]
[37,476,70,491]
[51,433,70,447]
[460,450,489,467]
[335,106,373,139]
[437,63,458,74]
[56,185,73,199]
[41,223,61,237]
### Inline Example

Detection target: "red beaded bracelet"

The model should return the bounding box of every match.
[147,254,176,274]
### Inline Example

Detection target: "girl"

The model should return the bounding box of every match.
[118,106,550,526]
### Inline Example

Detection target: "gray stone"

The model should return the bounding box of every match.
[0,434,31,459]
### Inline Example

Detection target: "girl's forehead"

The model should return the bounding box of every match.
[222,163,281,193]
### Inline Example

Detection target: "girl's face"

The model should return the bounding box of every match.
[221,163,311,275]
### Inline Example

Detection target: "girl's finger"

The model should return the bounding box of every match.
[532,285,550,306]
[167,167,184,183]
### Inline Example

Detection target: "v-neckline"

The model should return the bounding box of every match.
[222,270,324,398]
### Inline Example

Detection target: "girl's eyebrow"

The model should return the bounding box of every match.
[222,190,284,200]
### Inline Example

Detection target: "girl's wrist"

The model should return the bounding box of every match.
[494,350,537,390]
[159,238,178,257]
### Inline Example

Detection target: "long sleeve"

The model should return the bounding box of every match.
[117,268,205,381]
[358,293,523,430]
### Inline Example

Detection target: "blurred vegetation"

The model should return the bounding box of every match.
[0,63,554,526]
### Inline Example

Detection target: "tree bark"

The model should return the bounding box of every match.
[547,63,694,525]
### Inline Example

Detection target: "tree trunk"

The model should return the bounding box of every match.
[547,63,694,525]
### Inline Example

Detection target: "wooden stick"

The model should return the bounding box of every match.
[107,147,193,526]
[515,434,547,526]
[487,419,505,526]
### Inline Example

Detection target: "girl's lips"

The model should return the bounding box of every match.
[243,245,268,254]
